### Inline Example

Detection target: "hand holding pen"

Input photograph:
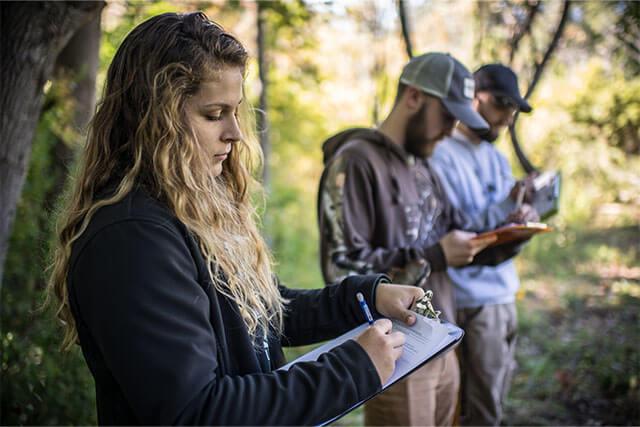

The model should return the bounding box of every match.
[357,292,375,325]
[354,284,423,385]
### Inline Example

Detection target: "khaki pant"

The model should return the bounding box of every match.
[364,351,460,426]
[457,303,517,426]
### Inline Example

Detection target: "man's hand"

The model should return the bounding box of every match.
[355,319,405,385]
[440,230,497,267]
[507,203,540,223]
[509,173,538,204]
[375,283,425,326]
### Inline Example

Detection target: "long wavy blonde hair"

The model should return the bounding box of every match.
[47,12,285,351]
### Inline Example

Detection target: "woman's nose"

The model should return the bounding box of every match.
[222,115,242,143]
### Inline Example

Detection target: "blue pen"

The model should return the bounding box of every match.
[356,292,374,325]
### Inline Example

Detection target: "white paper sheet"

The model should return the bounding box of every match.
[279,314,458,389]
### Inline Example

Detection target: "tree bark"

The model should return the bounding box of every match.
[48,9,102,207]
[509,0,572,174]
[0,1,103,289]
[397,0,413,59]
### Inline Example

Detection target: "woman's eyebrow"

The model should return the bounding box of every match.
[202,98,243,108]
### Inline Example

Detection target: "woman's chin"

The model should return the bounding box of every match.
[211,161,224,177]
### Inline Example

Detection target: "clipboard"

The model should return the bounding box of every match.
[532,170,561,219]
[473,221,553,247]
[278,315,464,426]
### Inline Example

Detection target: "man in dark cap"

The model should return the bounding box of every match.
[430,63,540,425]
[317,53,523,426]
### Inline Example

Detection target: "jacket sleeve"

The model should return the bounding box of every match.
[429,156,524,266]
[472,240,524,266]
[430,155,516,231]
[319,155,446,281]
[71,220,380,425]
[279,274,389,346]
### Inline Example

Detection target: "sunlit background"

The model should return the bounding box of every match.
[2,1,638,425]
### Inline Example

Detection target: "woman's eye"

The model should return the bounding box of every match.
[205,114,222,121]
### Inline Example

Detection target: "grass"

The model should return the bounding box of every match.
[504,220,640,425]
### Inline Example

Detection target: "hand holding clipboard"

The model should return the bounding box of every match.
[472,222,553,248]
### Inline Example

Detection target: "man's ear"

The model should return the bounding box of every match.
[474,90,491,108]
[403,86,425,112]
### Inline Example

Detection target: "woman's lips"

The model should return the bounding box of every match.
[214,149,231,161]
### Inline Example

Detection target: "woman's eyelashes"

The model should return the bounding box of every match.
[204,108,238,122]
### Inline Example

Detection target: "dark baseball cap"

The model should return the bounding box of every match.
[400,52,489,131]
[474,64,532,113]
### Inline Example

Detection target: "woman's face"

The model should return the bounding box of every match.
[185,67,244,177]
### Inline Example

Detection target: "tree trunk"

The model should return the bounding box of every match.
[0,1,103,289]
[257,1,270,191]
[48,9,102,207]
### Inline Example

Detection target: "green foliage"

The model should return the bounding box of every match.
[1,96,97,425]
[263,47,327,290]
[2,1,639,425]
[507,225,640,424]
[567,61,640,155]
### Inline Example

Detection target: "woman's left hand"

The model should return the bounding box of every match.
[375,283,425,326]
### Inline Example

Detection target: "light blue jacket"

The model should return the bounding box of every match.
[430,130,519,308]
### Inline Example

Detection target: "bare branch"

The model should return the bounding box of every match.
[509,0,572,173]
[525,0,572,99]
[396,0,413,58]
[509,0,541,64]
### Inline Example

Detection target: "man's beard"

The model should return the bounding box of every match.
[404,104,435,158]
[475,126,500,142]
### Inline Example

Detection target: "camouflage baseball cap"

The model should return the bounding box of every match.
[400,52,489,131]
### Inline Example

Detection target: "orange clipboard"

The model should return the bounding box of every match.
[472,222,553,247]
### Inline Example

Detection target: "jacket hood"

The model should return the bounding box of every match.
[321,127,408,165]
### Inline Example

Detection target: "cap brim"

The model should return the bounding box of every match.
[442,98,489,131]
[493,90,533,113]
[517,98,532,113]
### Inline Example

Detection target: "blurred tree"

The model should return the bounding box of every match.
[0,3,179,424]
[471,0,573,173]
[349,1,393,124]
[508,0,572,173]
[49,9,102,210]
[0,1,103,289]
[257,1,271,190]
[508,0,540,65]
[473,0,640,163]
[397,0,414,59]
[568,64,640,156]
[1,76,100,427]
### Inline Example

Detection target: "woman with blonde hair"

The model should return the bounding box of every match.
[47,12,424,425]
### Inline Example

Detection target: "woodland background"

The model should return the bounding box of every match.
[1,1,638,424]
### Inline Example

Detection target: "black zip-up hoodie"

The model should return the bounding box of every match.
[68,187,387,425]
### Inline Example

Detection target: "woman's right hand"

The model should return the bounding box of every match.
[355,319,405,385]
